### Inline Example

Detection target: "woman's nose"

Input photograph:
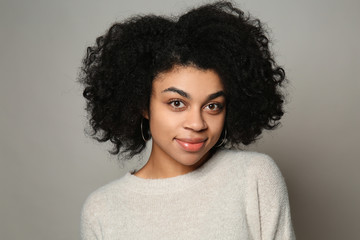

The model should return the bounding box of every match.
[183,109,207,131]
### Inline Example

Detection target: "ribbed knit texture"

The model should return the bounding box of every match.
[81,150,295,239]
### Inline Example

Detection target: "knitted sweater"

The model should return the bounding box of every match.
[81,150,295,239]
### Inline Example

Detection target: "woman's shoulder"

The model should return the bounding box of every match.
[217,149,289,204]
[216,149,284,182]
[81,175,128,216]
[217,149,277,168]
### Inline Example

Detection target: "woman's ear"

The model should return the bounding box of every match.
[142,109,149,120]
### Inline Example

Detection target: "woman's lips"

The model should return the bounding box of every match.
[175,138,207,152]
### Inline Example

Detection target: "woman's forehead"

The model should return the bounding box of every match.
[152,65,224,92]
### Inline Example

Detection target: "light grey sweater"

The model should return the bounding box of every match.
[81,150,295,239]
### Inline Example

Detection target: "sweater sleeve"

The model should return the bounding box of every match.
[80,193,103,240]
[246,154,295,240]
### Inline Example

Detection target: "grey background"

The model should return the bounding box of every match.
[1,0,359,239]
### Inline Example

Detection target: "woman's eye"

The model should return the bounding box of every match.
[169,100,185,109]
[204,103,223,112]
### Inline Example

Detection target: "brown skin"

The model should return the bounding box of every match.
[134,66,226,179]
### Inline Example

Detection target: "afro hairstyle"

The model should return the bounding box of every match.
[79,1,286,158]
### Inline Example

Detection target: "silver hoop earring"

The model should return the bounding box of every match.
[216,129,227,147]
[141,118,151,142]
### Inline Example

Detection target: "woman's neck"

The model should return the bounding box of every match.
[134,148,213,179]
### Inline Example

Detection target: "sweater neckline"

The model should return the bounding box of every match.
[121,150,224,194]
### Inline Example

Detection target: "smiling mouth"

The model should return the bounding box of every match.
[175,138,207,152]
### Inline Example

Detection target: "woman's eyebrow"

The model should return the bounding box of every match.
[207,91,225,101]
[162,87,190,99]
[162,87,225,101]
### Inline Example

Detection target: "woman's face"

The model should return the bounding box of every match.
[145,65,226,172]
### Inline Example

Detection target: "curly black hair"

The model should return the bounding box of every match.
[79,1,286,158]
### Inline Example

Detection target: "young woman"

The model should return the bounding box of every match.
[79,2,295,239]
